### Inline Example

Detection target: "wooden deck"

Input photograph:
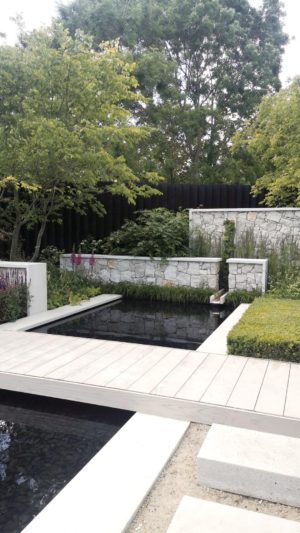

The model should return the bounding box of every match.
[0,330,300,436]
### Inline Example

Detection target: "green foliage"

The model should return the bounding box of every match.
[228,298,300,362]
[219,219,235,290]
[102,208,189,257]
[232,77,300,205]
[0,284,28,323]
[79,236,103,254]
[99,281,214,304]
[59,0,287,183]
[225,289,261,308]
[39,246,64,268]
[222,220,236,260]
[47,268,101,309]
[0,24,162,261]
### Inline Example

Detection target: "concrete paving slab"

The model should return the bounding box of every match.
[166,496,300,533]
[197,424,300,507]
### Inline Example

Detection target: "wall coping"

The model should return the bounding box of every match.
[190,208,300,213]
[0,261,46,268]
[227,258,268,265]
[61,254,222,263]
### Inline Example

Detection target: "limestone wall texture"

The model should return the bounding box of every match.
[227,259,268,294]
[190,208,300,249]
[60,255,221,290]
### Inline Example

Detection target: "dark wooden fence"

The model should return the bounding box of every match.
[18,184,262,256]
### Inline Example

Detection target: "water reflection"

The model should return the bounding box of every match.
[34,300,231,350]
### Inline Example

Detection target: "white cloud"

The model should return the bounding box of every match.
[0,1,71,44]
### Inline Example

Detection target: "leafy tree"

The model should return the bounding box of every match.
[231,77,300,206]
[58,0,287,183]
[0,24,162,260]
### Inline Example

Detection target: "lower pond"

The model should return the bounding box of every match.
[0,390,132,533]
[33,299,232,350]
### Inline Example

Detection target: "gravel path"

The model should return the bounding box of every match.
[127,423,300,533]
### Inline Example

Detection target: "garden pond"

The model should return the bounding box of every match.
[33,299,231,350]
[0,390,132,533]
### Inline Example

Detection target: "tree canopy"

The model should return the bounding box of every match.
[58,0,288,183]
[231,78,300,207]
[0,24,162,260]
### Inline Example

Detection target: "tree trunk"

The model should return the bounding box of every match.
[30,220,47,262]
[9,223,22,261]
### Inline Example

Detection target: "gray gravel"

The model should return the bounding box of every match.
[127,423,300,533]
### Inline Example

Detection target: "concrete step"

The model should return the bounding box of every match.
[197,424,300,507]
[166,496,300,533]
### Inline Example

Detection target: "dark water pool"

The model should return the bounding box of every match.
[0,390,132,533]
[33,299,231,350]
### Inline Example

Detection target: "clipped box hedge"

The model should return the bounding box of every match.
[228,298,300,362]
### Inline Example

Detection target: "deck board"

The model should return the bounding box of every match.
[255,360,290,416]
[226,358,269,410]
[175,353,227,401]
[201,355,247,405]
[0,331,300,437]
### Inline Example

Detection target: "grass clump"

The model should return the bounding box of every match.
[225,289,261,307]
[99,282,214,304]
[228,298,300,362]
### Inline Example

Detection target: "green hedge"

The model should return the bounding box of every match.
[228,298,300,362]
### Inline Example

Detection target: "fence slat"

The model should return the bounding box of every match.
[0,184,261,257]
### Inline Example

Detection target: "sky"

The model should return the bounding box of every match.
[1,0,299,85]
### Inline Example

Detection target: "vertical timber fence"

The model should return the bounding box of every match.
[3,184,263,257]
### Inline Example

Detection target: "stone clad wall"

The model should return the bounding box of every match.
[227,259,268,294]
[60,255,222,290]
[189,208,300,249]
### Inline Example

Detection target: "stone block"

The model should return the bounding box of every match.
[197,424,300,507]
[188,263,201,275]
[164,265,178,280]
[110,270,121,283]
[166,496,300,533]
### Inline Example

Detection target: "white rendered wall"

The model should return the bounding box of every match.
[0,261,47,316]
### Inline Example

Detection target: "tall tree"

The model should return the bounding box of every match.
[0,24,162,260]
[231,77,300,206]
[59,0,288,183]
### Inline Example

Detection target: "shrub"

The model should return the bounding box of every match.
[79,236,103,254]
[99,282,214,304]
[39,245,64,268]
[228,298,300,362]
[0,281,28,323]
[102,208,189,257]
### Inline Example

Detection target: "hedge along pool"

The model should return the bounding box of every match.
[33,299,231,350]
[0,390,132,533]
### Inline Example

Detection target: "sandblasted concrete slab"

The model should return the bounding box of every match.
[197,424,300,507]
[166,496,300,533]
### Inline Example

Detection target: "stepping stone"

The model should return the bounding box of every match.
[197,424,300,507]
[166,496,300,533]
